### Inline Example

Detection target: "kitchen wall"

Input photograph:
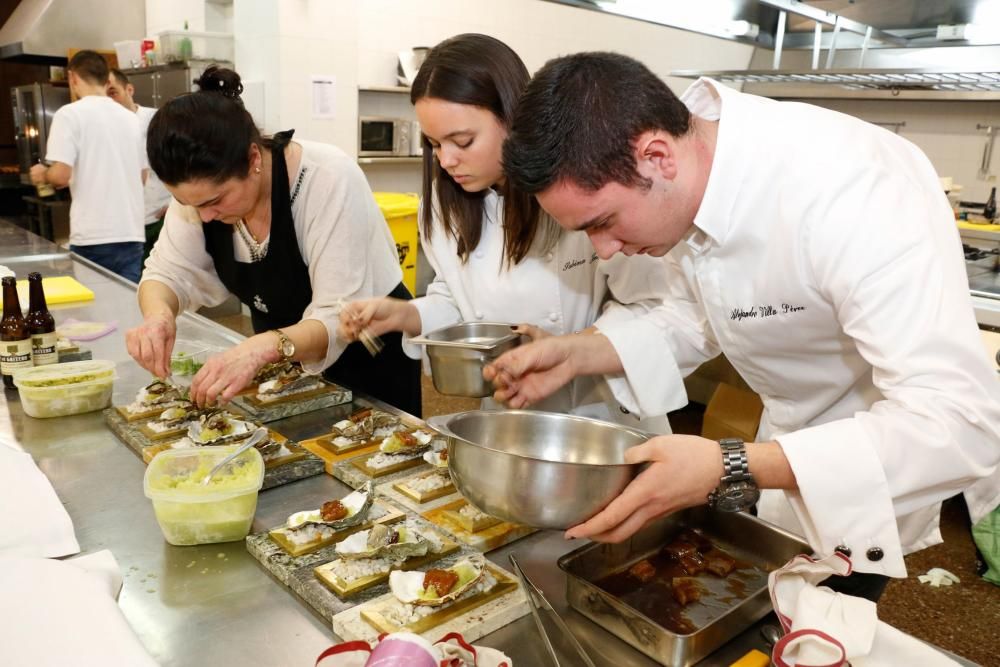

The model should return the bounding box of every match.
[794,99,1000,204]
[231,0,756,193]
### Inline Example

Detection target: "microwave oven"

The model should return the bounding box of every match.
[359,116,414,157]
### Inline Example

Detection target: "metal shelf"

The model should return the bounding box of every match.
[357,156,422,165]
[671,68,1000,93]
[358,85,411,94]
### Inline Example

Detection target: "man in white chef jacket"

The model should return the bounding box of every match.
[107,68,172,264]
[486,52,1000,600]
[29,51,146,282]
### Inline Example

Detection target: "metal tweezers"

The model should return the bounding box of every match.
[508,553,597,667]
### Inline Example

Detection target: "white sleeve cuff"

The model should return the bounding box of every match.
[400,296,462,361]
[776,419,906,578]
[596,318,688,418]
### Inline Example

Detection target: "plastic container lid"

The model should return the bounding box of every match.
[144,445,264,504]
[13,359,115,389]
[373,192,419,219]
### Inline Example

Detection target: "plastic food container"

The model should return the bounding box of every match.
[170,337,211,377]
[13,359,116,418]
[157,30,234,63]
[143,445,264,546]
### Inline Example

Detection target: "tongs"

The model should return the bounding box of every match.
[508,553,596,667]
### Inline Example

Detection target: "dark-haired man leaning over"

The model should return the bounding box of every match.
[484,52,1000,601]
[30,51,146,282]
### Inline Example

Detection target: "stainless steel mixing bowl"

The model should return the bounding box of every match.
[427,410,651,529]
[409,322,523,397]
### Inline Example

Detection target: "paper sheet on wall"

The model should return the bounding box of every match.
[311,75,336,119]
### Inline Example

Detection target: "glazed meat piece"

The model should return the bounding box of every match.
[672,577,705,606]
[349,407,373,422]
[628,559,657,583]
[320,500,348,522]
[675,528,713,554]
[704,548,737,577]
[677,552,706,575]
[423,569,459,597]
[661,539,699,561]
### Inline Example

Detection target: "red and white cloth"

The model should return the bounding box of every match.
[316,632,511,667]
[768,553,960,667]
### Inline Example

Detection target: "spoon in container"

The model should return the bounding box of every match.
[201,427,268,486]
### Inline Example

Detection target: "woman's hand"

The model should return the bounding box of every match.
[189,334,278,407]
[125,311,177,379]
[337,297,421,340]
[564,435,724,542]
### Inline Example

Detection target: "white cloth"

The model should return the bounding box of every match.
[45,95,145,246]
[601,78,1000,577]
[768,553,959,667]
[136,106,173,225]
[141,139,402,373]
[405,189,684,433]
[0,550,158,667]
[315,631,511,667]
[0,444,80,558]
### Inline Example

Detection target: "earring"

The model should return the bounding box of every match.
[255,167,261,174]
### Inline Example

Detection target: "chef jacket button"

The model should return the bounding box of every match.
[475,311,484,320]
[545,252,554,262]
[548,312,559,322]
[834,545,852,558]
[619,405,630,415]
[865,547,884,562]
[474,249,485,259]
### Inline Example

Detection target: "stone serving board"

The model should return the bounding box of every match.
[330,562,529,644]
[104,408,325,490]
[228,381,352,423]
[248,511,478,624]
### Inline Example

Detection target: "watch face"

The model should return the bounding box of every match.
[280,340,295,357]
[715,483,760,512]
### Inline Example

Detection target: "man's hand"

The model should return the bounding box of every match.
[483,334,579,408]
[29,164,47,186]
[564,435,724,542]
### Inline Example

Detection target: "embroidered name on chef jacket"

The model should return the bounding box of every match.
[563,253,598,271]
[730,303,806,322]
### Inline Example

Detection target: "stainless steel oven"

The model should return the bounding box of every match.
[11,83,70,184]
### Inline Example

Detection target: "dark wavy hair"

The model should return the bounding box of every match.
[411,34,545,266]
[147,66,268,185]
[503,52,692,194]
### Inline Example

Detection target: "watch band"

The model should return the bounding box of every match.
[719,437,751,481]
[273,328,294,361]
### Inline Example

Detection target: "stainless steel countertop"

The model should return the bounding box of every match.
[0,220,976,666]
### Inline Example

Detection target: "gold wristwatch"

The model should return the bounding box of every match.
[272,328,295,361]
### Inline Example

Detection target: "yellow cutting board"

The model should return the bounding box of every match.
[0,276,95,306]
[959,220,1000,232]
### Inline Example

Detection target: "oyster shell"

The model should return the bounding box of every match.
[137,379,182,406]
[157,400,209,428]
[389,556,486,605]
[253,360,295,384]
[286,481,374,532]
[379,428,435,455]
[422,447,448,468]
[186,411,253,445]
[335,523,431,560]
[331,410,405,447]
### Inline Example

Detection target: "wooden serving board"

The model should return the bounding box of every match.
[422,499,536,553]
[313,532,460,598]
[114,403,171,423]
[332,453,431,491]
[377,478,461,514]
[229,380,352,423]
[267,501,406,558]
[331,562,529,644]
[350,451,427,478]
[104,408,325,491]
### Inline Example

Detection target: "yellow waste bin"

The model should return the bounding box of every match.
[373,192,420,296]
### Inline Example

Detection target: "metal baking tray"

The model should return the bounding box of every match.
[558,507,810,666]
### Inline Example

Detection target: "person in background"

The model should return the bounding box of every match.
[486,51,1000,601]
[107,68,173,264]
[127,67,421,415]
[338,34,682,433]
[29,50,146,282]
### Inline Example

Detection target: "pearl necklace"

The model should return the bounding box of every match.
[236,219,269,262]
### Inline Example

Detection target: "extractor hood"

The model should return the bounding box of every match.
[0,0,145,65]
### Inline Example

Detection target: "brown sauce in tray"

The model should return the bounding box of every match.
[593,531,758,635]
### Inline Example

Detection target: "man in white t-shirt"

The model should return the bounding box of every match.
[107,68,172,264]
[29,51,146,282]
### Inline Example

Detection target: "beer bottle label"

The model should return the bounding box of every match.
[31,332,58,366]
[0,338,33,376]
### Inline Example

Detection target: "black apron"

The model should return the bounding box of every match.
[203,130,422,417]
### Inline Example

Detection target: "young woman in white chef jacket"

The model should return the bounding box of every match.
[339,34,683,432]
